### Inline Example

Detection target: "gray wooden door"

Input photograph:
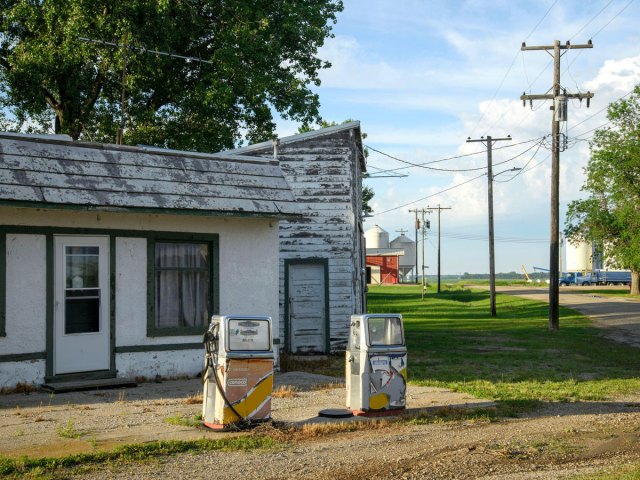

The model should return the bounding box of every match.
[288,263,326,354]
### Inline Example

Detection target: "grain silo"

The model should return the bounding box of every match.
[565,240,594,272]
[390,234,416,281]
[364,224,390,249]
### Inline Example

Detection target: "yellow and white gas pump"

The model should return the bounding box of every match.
[202,315,274,430]
[346,314,407,414]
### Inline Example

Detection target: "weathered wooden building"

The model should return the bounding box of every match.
[0,133,299,388]
[229,122,368,354]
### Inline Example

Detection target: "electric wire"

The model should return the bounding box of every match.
[591,0,635,38]
[79,37,214,65]
[569,0,615,40]
[366,144,538,173]
[565,0,636,71]
[372,173,486,216]
[439,232,549,244]
[494,141,546,182]
[364,137,543,175]
[467,0,559,137]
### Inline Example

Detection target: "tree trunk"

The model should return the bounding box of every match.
[631,271,640,296]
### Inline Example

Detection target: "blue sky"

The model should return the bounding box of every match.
[275,0,640,275]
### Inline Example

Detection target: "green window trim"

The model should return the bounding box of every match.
[146,233,219,337]
[0,233,5,337]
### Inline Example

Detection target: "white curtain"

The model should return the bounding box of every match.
[155,243,209,328]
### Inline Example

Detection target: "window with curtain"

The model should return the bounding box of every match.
[154,241,210,331]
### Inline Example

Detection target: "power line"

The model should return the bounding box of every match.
[494,140,545,182]
[79,36,214,65]
[372,173,485,216]
[591,0,635,38]
[439,232,549,244]
[569,0,615,40]
[364,137,543,175]
[565,0,636,71]
[370,139,545,216]
[468,0,560,137]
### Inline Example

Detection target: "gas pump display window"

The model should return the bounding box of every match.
[367,316,403,346]
[227,318,271,351]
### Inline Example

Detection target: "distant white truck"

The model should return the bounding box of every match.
[576,270,631,286]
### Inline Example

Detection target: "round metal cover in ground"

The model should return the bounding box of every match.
[318,408,354,418]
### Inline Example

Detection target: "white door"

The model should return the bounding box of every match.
[54,236,110,375]
[288,263,326,354]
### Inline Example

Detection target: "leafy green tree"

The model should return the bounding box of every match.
[0,1,343,151]
[565,85,640,295]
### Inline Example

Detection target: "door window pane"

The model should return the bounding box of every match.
[65,246,99,288]
[65,289,100,334]
[64,246,101,334]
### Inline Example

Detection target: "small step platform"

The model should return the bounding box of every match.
[41,377,138,393]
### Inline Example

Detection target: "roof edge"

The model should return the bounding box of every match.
[225,121,361,155]
[0,132,279,166]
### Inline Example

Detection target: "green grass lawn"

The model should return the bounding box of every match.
[367,284,640,406]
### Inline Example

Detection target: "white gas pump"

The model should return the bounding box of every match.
[346,314,407,414]
[202,315,274,430]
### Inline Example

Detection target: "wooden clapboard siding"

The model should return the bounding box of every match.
[231,123,367,352]
[0,134,299,217]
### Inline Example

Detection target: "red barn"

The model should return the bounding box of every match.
[366,248,404,284]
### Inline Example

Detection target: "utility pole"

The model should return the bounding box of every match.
[409,208,429,299]
[521,40,594,331]
[466,135,512,317]
[426,205,451,293]
[409,209,420,286]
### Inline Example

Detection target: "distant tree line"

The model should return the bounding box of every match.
[461,272,548,280]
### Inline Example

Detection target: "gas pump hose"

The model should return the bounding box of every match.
[203,327,253,429]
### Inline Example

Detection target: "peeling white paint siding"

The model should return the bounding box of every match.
[241,128,367,352]
[0,234,47,386]
[116,351,202,380]
[0,361,45,388]
[4,234,46,353]
[219,220,280,316]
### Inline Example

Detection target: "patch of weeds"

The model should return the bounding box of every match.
[494,399,542,417]
[0,437,283,477]
[163,414,202,427]
[408,406,497,425]
[255,419,391,443]
[311,382,345,392]
[272,385,298,399]
[0,382,38,395]
[183,393,203,405]
[56,419,82,439]
[571,463,640,479]
[482,438,582,460]
[116,389,126,403]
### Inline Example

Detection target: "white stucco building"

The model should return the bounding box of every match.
[0,133,298,388]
